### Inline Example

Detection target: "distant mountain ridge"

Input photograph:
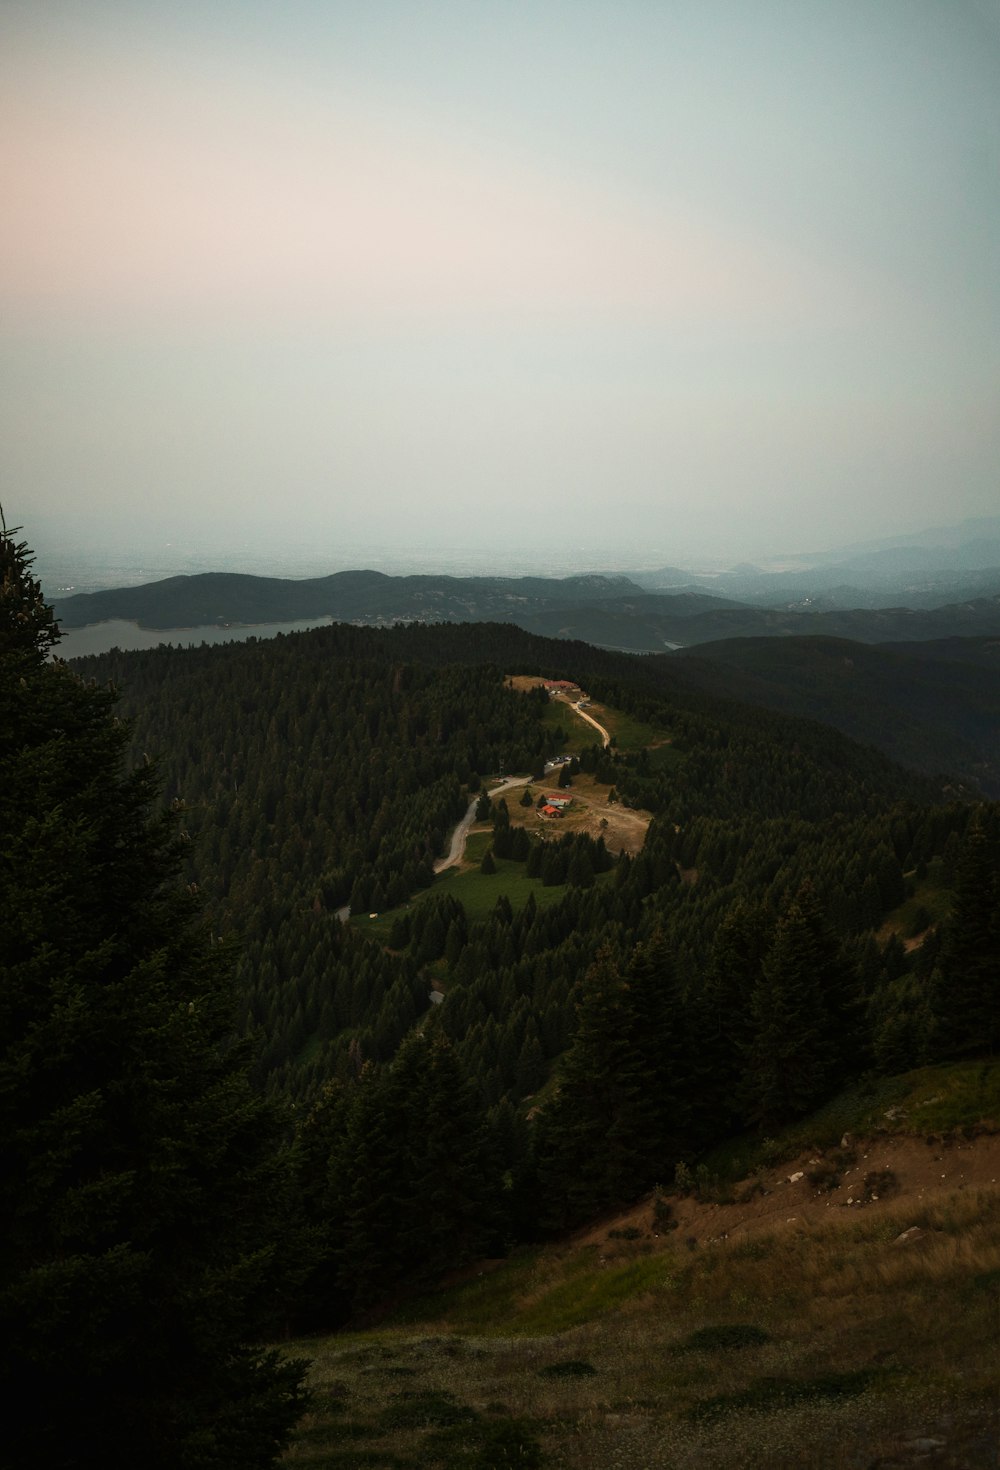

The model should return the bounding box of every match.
[53,568,1000,652]
[630,516,1000,609]
[52,570,739,636]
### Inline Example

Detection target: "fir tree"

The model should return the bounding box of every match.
[933,807,1000,1056]
[689,899,773,1136]
[0,525,307,1468]
[742,902,834,1128]
[536,947,661,1230]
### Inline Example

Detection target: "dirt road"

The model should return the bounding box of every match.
[433,775,528,874]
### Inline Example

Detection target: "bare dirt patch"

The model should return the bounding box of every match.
[575,1131,1000,1252]
[512,772,650,857]
[506,674,552,693]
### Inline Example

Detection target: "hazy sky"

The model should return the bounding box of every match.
[2,0,998,571]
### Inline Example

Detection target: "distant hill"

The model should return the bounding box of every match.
[670,635,1000,795]
[631,516,1000,609]
[52,570,741,639]
[52,567,1000,654]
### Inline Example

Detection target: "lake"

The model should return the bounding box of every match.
[56,617,333,660]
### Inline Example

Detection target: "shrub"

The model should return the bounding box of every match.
[538,1360,597,1378]
[680,1324,772,1352]
[674,1161,695,1195]
[806,1158,841,1191]
[861,1168,899,1202]
[652,1190,677,1230]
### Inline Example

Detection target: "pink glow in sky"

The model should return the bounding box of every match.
[0,45,861,328]
[2,1,998,565]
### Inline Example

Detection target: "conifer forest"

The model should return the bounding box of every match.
[2,528,998,1467]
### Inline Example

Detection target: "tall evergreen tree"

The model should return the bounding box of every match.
[689,899,773,1136]
[536,946,669,1230]
[0,525,307,1468]
[933,807,1000,1056]
[742,901,834,1128]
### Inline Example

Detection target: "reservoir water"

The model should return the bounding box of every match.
[56,617,333,661]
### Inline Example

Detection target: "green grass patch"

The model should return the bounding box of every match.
[601,710,671,751]
[421,1416,545,1469]
[462,829,494,863]
[386,1243,670,1336]
[432,860,609,924]
[388,1250,545,1331]
[897,1059,1000,1133]
[510,1254,675,1334]
[353,858,584,940]
[644,742,683,772]
[538,699,587,754]
[377,1389,477,1430]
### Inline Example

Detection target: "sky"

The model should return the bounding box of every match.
[2,0,999,575]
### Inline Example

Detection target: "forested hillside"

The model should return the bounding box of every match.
[66,618,999,1325]
[670,635,1000,795]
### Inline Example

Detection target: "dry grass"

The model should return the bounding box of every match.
[282,1182,1000,1468]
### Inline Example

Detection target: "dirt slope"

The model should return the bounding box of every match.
[576,1130,1000,1251]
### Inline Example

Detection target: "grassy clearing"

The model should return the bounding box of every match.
[284,1178,1000,1468]
[434,858,614,925]
[355,853,616,940]
[537,694,672,758]
[644,742,683,772]
[538,699,588,755]
[598,708,671,751]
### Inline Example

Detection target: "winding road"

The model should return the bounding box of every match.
[340,687,613,908]
[433,775,527,873]
[435,696,610,872]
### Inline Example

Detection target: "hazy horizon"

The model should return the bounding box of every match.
[28,511,1000,608]
[4,2,998,569]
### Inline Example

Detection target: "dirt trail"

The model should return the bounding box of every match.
[561,697,611,748]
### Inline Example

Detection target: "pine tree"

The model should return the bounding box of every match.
[536,947,660,1230]
[933,807,1000,1056]
[0,525,307,1468]
[742,902,834,1128]
[689,899,772,1136]
[334,1028,495,1307]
